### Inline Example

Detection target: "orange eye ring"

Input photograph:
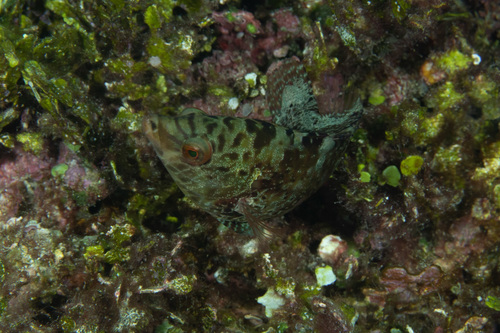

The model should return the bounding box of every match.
[181,138,212,165]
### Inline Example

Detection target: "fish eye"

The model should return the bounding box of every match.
[181,138,212,165]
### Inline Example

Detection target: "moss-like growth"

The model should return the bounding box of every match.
[427,81,465,111]
[431,145,462,174]
[168,275,197,295]
[16,132,44,154]
[84,245,105,261]
[493,185,500,209]
[434,49,471,75]
[467,75,500,120]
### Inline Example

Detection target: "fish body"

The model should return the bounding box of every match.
[143,57,362,237]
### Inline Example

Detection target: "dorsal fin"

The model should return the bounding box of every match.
[266,56,317,120]
[181,108,206,116]
[266,57,363,137]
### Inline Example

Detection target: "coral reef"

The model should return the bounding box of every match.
[0,0,499,332]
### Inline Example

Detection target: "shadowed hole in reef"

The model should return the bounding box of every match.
[293,177,359,240]
[88,200,102,214]
[102,188,132,212]
[32,294,67,325]
[142,212,183,234]
[172,5,188,17]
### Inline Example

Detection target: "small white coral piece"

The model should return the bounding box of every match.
[257,288,285,317]
[315,265,336,287]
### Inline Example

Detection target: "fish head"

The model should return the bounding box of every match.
[143,108,257,212]
[142,109,219,198]
[142,109,213,169]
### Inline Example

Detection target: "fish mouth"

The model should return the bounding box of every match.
[142,115,158,135]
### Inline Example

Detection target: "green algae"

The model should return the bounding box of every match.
[246,23,257,34]
[382,165,401,187]
[168,275,197,295]
[147,34,193,75]
[60,315,76,333]
[83,225,135,265]
[208,84,234,98]
[275,277,296,298]
[391,0,410,22]
[276,322,289,332]
[145,5,165,30]
[0,108,19,132]
[494,185,500,209]
[289,230,303,249]
[0,297,6,317]
[84,245,105,261]
[45,0,101,63]
[368,88,386,106]
[104,247,131,264]
[1,39,19,67]
[155,320,184,333]
[467,75,500,120]
[358,164,371,182]
[431,144,462,174]
[0,134,15,149]
[51,163,69,177]
[434,49,471,75]
[400,155,424,176]
[427,81,465,111]
[0,259,4,284]
[111,103,143,132]
[109,224,136,246]
[16,132,44,154]
[486,296,500,311]
[336,25,357,49]
[359,171,371,182]
[393,102,449,147]
[104,56,152,101]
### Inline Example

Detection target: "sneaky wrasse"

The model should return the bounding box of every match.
[143,57,362,238]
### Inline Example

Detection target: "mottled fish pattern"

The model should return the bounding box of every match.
[143,57,362,238]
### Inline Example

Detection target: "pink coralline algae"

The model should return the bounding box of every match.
[259,8,302,59]
[205,9,303,73]
[0,141,108,228]
[0,145,53,220]
[56,143,109,205]
[434,213,491,271]
[364,266,443,307]
[383,70,412,106]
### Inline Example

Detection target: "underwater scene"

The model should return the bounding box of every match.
[0,0,499,332]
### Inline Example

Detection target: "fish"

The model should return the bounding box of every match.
[142,57,362,238]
